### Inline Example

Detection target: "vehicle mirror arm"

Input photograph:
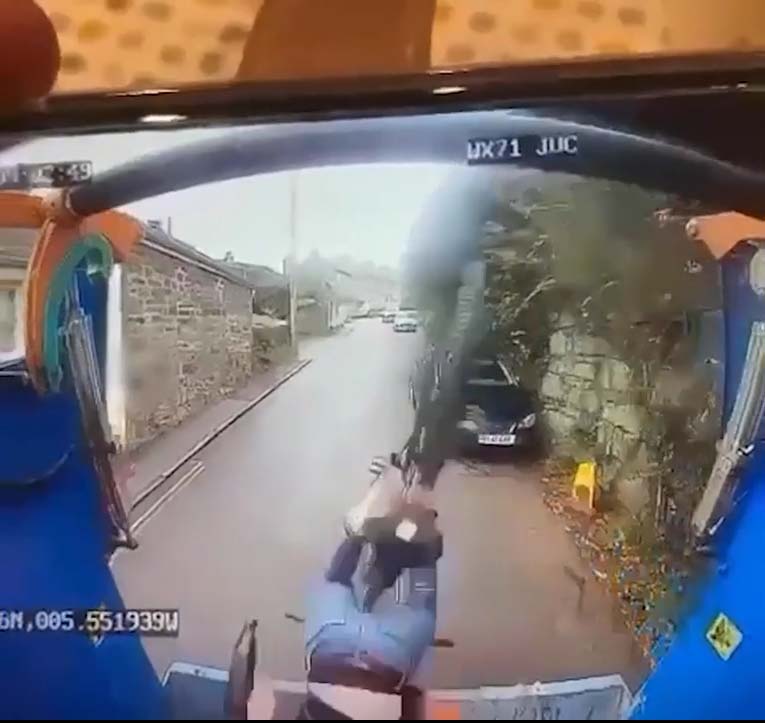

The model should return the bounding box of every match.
[68,114,765,220]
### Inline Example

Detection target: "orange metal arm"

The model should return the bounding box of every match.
[686,212,765,259]
[24,210,143,390]
[0,191,143,390]
[0,192,47,228]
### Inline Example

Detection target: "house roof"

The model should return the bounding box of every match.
[0,222,256,290]
[141,224,258,290]
[222,260,287,289]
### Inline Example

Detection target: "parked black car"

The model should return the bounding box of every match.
[456,359,537,449]
[411,356,537,451]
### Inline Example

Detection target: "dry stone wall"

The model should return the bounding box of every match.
[122,245,254,447]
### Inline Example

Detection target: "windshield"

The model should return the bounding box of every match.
[0,109,745,719]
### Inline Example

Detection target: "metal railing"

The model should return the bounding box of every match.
[692,322,765,539]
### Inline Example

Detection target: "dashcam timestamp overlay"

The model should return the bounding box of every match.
[0,608,179,637]
[0,160,93,189]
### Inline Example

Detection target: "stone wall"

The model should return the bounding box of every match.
[296,301,329,336]
[477,174,723,542]
[540,314,721,516]
[542,326,647,505]
[252,316,292,370]
[122,244,254,448]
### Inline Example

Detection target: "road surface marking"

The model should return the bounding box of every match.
[130,460,205,536]
[110,460,204,566]
[130,359,312,512]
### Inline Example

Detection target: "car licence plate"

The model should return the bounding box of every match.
[478,433,516,446]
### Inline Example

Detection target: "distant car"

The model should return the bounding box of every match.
[381,308,396,323]
[393,310,418,332]
[456,359,537,449]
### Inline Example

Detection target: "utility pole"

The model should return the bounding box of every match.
[287,172,299,350]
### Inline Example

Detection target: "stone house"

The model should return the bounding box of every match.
[221,258,290,318]
[118,225,262,448]
[295,295,352,335]
[0,221,287,450]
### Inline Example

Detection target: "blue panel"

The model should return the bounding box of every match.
[0,381,75,486]
[0,375,165,718]
[0,257,165,717]
[633,452,765,720]
[634,245,765,720]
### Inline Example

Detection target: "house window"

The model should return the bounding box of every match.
[0,287,22,360]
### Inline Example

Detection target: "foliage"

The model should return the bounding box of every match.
[407,168,724,659]
[484,174,721,535]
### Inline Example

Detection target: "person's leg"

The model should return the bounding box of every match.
[325,537,363,586]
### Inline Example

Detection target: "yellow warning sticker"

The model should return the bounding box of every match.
[706,613,743,661]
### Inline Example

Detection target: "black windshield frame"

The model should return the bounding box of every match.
[4,51,765,219]
[2,51,765,169]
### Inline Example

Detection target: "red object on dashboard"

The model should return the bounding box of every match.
[0,0,60,109]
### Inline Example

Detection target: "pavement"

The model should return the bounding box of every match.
[116,358,308,506]
[113,318,646,691]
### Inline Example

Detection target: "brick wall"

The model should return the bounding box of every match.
[122,244,254,447]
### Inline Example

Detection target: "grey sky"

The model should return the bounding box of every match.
[0,129,450,271]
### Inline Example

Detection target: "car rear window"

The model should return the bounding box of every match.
[463,381,532,417]
[467,360,507,383]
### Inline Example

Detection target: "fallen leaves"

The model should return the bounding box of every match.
[541,462,686,665]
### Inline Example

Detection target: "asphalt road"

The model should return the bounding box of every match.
[114,319,644,690]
